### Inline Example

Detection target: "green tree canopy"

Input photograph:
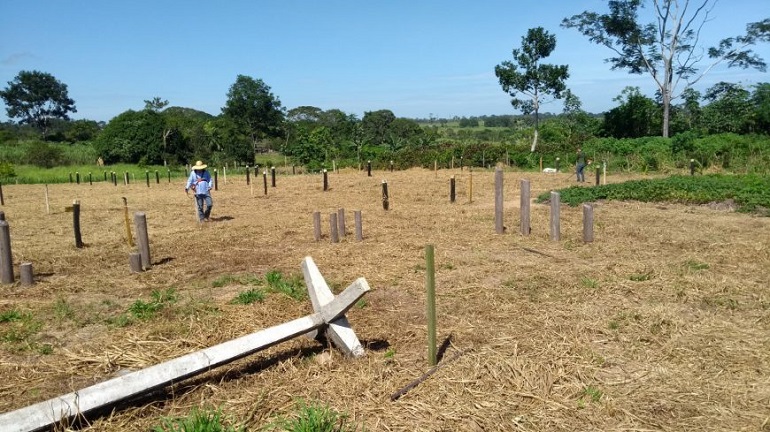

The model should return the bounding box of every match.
[93,110,165,164]
[562,1,769,138]
[0,70,77,136]
[221,75,284,155]
[603,86,661,138]
[494,27,569,152]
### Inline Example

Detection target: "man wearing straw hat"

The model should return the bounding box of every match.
[185,160,214,222]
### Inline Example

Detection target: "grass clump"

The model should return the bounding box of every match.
[265,270,306,301]
[128,288,178,321]
[152,406,244,432]
[0,309,42,350]
[230,289,266,305]
[268,400,360,432]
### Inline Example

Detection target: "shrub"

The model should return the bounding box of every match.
[25,141,63,168]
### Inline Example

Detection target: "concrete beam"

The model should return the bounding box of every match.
[302,257,366,357]
[0,261,370,432]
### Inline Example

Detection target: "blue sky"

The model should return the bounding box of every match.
[1,1,768,123]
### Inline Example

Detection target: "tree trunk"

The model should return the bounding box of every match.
[662,97,671,138]
[531,108,540,152]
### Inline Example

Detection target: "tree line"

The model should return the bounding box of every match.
[0,1,768,174]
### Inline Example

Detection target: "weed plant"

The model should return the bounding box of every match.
[152,407,244,432]
[268,400,360,432]
[265,270,306,301]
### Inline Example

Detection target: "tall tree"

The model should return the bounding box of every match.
[143,97,171,163]
[750,82,770,134]
[494,27,569,152]
[144,97,169,112]
[699,82,752,134]
[0,70,76,136]
[562,0,770,138]
[222,75,284,155]
[603,86,661,138]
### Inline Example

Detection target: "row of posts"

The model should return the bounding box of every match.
[313,209,363,243]
[494,169,594,243]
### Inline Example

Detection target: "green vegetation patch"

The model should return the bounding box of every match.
[267,400,360,432]
[230,289,266,305]
[265,270,307,301]
[153,406,244,432]
[128,288,179,321]
[0,308,43,350]
[536,174,770,215]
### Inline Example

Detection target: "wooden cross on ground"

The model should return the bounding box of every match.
[0,257,370,432]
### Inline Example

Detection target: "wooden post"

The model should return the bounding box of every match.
[124,172,129,185]
[332,160,336,173]
[0,220,13,284]
[434,159,437,177]
[313,211,321,241]
[550,191,560,241]
[214,169,218,191]
[246,165,250,185]
[323,169,328,191]
[69,173,73,183]
[460,156,464,171]
[555,157,561,172]
[354,210,363,242]
[382,180,389,210]
[44,185,50,214]
[329,213,339,243]
[88,172,92,186]
[223,166,227,185]
[167,169,171,183]
[520,179,530,236]
[113,172,117,186]
[103,171,107,182]
[539,156,543,172]
[263,170,268,195]
[134,212,151,270]
[583,203,594,243]
[425,244,437,366]
[155,170,159,184]
[468,169,473,203]
[451,155,454,170]
[73,200,84,248]
[595,167,601,186]
[390,160,394,172]
[76,172,81,184]
[20,262,33,286]
[337,208,346,238]
[690,159,695,176]
[367,160,371,177]
[450,176,456,203]
[271,166,276,187]
[603,161,607,185]
[495,168,504,234]
[129,253,142,273]
[122,197,134,247]
[292,165,296,175]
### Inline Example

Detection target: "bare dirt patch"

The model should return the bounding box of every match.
[0,168,768,431]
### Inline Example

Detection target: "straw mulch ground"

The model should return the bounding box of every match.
[0,167,768,431]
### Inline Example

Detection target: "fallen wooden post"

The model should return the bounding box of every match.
[0,257,370,432]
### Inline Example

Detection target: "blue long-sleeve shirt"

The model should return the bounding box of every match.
[185,170,213,195]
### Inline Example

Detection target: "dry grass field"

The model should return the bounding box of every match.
[0,166,768,431]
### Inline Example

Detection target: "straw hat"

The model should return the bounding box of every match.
[192,161,207,170]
